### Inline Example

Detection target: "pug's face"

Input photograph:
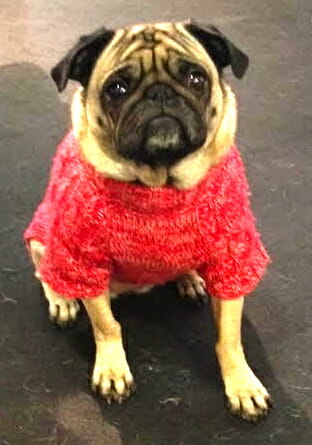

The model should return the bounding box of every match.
[52,21,248,188]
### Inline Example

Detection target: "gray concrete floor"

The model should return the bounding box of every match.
[1,1,312,444]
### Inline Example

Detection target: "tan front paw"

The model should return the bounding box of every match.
[92,339,135,403]
[224,366,272,422]
[217,346,272,422]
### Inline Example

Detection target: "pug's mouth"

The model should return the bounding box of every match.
[142,116,187,165]
[118,114,203,169]
[126,117,184,187]
[116,107,207,187]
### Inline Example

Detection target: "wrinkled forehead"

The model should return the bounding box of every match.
[119,22,194,53]
[95,22,209,76]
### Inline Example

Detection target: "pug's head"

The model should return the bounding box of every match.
[51,21,249,188]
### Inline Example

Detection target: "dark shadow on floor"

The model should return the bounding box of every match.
[68,286,312,445]
[0,63,311,445]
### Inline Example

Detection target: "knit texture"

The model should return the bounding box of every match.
[24,130,270,299]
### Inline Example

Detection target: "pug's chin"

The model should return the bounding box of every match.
[128,163,169,187]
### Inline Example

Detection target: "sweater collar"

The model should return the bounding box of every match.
[76,136,232,214]
[97,175,205,213]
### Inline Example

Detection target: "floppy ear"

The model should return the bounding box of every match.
[51,26,115,92]
[185,21,249,79]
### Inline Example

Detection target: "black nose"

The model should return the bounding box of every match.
[145,83,177,104]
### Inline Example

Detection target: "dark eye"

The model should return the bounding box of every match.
[187,70,207,93]
[105,79,128,101]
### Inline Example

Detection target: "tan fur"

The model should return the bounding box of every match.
[172,85,237,189]
[29,240,80,325]
[82,294,135,402]
[29,23,272,420]
[73,83,236,189]
[211,297,271,420]
[72,89,137,183]
[72,22,237,189]
[29,242,206,402]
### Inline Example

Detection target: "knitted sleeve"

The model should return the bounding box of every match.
[24,131,77,247]
[38,206,111,299]
[199,150,270,300]
[38,148,111,298]
[25,131,111,299]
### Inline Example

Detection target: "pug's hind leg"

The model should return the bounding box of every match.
[41,282,80,327]
[177,270,209,305]
[29,240,80,326]
[29,239,45,280]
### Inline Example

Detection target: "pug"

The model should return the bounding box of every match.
[25,21,272,422]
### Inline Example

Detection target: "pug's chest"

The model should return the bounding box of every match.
[107,210,204,283]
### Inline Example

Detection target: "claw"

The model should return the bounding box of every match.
[227,398,271,423]
[177,272,208,305]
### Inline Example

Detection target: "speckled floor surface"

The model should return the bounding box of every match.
[0,1,311,444]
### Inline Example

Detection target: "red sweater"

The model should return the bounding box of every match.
[24,131,270,300]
